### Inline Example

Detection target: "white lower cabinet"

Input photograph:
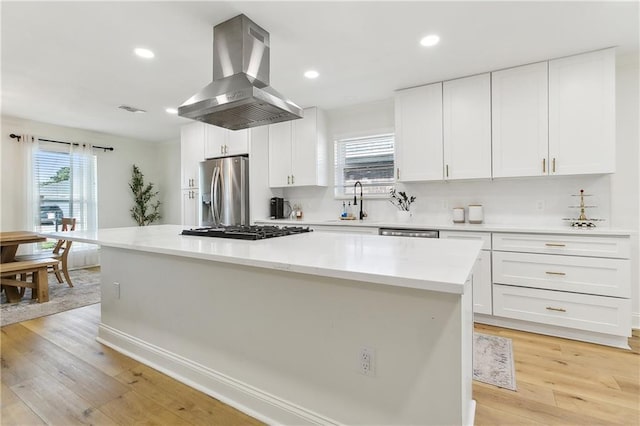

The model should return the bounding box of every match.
[439,231,492,315]
[181,189,199,227]
[493,251,630,298]
[493,285,631,337]
[491,232,631,347]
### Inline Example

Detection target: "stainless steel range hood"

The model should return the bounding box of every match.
[178,14,303,130]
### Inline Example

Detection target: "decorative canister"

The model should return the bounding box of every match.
[452,207,465,223]
[468,205,484,224]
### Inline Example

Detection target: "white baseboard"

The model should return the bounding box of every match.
[474,314,631,349]
[97,323,340,426]
[467,400,477,426]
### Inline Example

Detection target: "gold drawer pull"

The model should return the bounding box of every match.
[546,306,567,312]
[545,243,566,247]
[545,271,566,276]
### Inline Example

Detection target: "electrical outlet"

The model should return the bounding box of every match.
[536,200,545,211]
[113,282,120,299]
[358,347,375,376]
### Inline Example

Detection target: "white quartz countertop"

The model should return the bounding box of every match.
[256,218,633,236]
[44,225,482,295]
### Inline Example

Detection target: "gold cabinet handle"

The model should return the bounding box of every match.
[542,158,546,173]
[545,271,566,276]
[397,168,400,180]
[546,306,567,312]
[287,175,290,185]
[552,158,556,173]
[291,175,295,184]
[446,164,449,178]
[545,243,566,247]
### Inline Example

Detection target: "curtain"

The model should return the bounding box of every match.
[16,135,40,255]
[69,142,98,232]
[67,142,99,267]
[22,135,40,231]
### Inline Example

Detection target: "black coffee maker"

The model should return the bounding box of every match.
[270,197,285,219]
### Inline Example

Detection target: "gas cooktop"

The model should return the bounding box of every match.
[181,225,312,240]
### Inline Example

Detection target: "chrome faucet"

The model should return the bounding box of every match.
[353,181,365,220]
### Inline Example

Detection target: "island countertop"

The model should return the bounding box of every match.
[46,224,482,295]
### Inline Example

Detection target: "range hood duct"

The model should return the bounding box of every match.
[178,14,303,130]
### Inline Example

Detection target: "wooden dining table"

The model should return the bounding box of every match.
[1,231,47,302]
[1,231,47,263]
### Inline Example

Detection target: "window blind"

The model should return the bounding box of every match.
[334,133,395,197]
[34,144,97,233]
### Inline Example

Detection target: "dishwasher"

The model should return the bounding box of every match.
[378,228,439,238]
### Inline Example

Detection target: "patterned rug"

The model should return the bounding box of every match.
[473,332,517,390]
[1,267,100,327]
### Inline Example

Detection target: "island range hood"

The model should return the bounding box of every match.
[178,14,303,131]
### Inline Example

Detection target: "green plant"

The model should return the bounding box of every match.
[389,188,416,211]
[129,164,161,226]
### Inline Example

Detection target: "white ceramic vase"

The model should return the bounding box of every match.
[396,210,412,223]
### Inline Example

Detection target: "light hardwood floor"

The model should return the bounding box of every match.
[1,304,638,425]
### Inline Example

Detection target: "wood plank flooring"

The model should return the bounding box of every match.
[1,304,638,425]
[473,324,640,425]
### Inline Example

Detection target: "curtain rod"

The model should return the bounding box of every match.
[9,133,114,152]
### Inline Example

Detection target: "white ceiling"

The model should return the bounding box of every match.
[2,1,638,143]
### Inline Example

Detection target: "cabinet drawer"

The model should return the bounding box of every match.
[493,251,630,298]
[492,233,630,258]
[493,284,631,337]
[440,231,491,250]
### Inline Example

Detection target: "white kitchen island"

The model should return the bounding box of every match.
[49,224,482,425]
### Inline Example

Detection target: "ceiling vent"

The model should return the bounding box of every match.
[118,105,147,113]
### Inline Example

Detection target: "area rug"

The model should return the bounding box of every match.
[1,268,100,327]
[473,332,517,390]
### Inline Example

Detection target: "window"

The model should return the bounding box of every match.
[34,143,97,233]
[334,133,395,198]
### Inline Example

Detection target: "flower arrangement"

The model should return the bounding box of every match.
[389,188,416,212]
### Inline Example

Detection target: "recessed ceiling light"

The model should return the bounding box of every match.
[134,47,155,59]
[165,108,178,114]
[419,35,440,47]
[304,70,319,79]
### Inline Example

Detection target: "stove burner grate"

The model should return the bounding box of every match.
[181,225,312,240]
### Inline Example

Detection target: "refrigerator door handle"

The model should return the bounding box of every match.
[212,166,221,225]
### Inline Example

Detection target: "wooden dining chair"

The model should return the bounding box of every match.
[16,217,77,287]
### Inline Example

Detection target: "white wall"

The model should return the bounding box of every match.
[281,55,639,327]
[156,140,181,225]
[0,115,172,230]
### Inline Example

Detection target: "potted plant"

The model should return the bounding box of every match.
[389,188,416,222]
[129,164,161,226]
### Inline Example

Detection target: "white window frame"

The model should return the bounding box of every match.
[333,130,395,200]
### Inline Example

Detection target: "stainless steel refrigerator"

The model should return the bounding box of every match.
[199,155,249,226]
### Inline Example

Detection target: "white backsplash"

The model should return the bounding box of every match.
[281,174,613,228]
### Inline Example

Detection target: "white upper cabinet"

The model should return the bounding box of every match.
[549,48,616,175]
[204,124,249,159]
[492,62,549,178]
[443,73,492,180]
[394,82,443,182]
[268,107,328,187]
[180,122,205,189]
[268,121,293,187]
